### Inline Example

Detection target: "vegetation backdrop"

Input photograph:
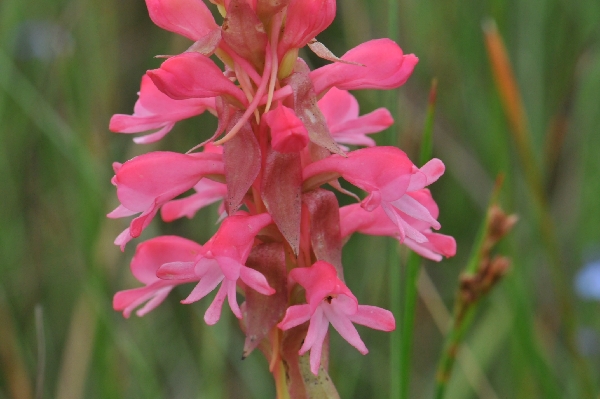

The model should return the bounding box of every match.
[1,0,600,397]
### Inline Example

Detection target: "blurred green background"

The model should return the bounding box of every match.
[1,0,600,398]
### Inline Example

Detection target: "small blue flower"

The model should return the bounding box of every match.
[574,260,600,300]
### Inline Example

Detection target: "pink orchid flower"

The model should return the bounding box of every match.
[309,38,419,96]
[113,235,203,317]
[109,75,215,144]
[108,151,224,250]
[339,190,456,261]
[303,146,445,243]
[277,261,395,375]
[318,87,393,149]
[157,213,275,325]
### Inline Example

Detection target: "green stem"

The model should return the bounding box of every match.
[386,1,401,398]
[433,305,477,399]
[432,178,503,399]
[398,79,438,399]
[398,251,420,399]
[389,246,402,399]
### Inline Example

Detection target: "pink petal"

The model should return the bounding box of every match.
[303,146,413,197]
[129,203,159,238]
[145,0,218,41]
[114,151,224,213]
[324,304,368,354]
[136,287,173,316]
[407,158,445,191]
[391,194,441,230]
[329,108,393,147]
[306,310,330,375]
[277,0,336,56]
[182,267,224,305]
[403,232,457,261]
[131,235,202,283]
[426,232,457,258]
[348,305,396,332]
[339,203,397,239]
[114,227,133,252]
[107,204,137,218]
[309,39,418,95]
[194,256,220,276]
[156,261,197,280]
[300,306,326,354]
[404,242,443,261]
[214,255,243,281]
[278,304,312,330]
[160,179,227,222]
[147,52,247,106]
[132,124,176,144]
[226,279,242,319]
[407,189,440,219]
[113,283,173,318]
[317,87,359,126]
[204,282,229,325]
[109,76,215,143]
[239,265,276,295]
[329,293,358,314]
[381,203,426,243]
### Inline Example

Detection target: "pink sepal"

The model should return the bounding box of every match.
[145,0,218,41]
[161,179,227,222]
[113,236,202,317]
[109,75,215,144]
[318,88,393,148]
[303,146,414,201]
[309,38,418,95]
[147,52,248,106]
[277,0,336,57]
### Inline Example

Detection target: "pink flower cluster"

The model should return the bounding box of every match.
[110,0,455,378]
